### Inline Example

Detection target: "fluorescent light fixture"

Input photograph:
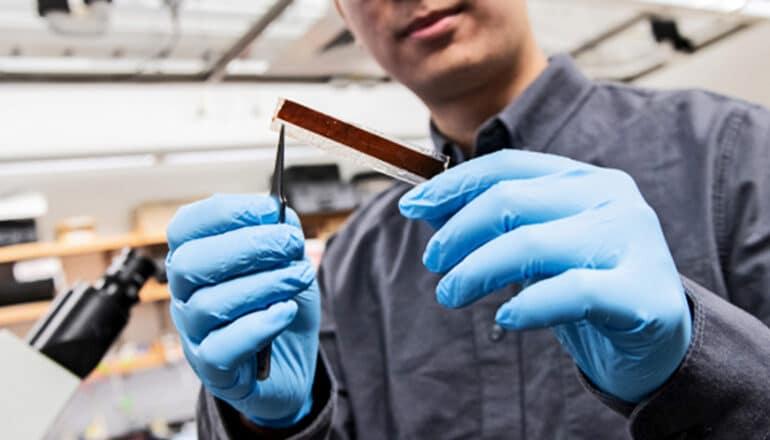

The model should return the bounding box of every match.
[630,0,770,17]
[226,59,271,76]
[162,149,268,166]
[0,155,156,177]
[0,56,206,75]
[162,146,324,166]
[0,147,328,176]
[180,0,283,15]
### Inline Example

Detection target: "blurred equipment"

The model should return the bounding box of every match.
[0,257,60,306]
[0,219,37,247]
[0,191,48,247]
[650,16,695,53]
[0,192,56,306]
[37,0,113,36]
[284,164,357,214]
[0,248,157,439]
[351,172,394,206]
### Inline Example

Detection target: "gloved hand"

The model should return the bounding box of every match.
[399,150,692,403]
[166,194,320,427]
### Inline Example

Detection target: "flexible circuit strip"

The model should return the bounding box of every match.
[271,98,450,185]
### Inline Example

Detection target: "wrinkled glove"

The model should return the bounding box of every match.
[166,194,320,427]
[399,150,692,403]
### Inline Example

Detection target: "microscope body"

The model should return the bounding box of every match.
[0,330,81,439]
[0,249,156,439]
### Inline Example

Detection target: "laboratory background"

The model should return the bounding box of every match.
[0,0,769,439]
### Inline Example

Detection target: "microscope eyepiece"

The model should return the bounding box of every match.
[99,248,158,307]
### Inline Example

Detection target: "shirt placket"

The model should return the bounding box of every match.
[471,285,524,439]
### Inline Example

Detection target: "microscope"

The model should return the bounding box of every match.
[0,248,158,439]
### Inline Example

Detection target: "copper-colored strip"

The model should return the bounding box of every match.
[275,99,446,180]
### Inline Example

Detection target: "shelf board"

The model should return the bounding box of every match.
[89,349,168,380]
[139,281,172,303]
[88,340,184,380]
[0,301,51,326]
[0,233,167,264]
[0,281,170,326]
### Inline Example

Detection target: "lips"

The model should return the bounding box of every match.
[396,5,466,40]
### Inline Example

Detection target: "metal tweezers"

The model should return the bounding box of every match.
[257,124,287,381]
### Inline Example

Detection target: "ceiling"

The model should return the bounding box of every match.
[0,0,767,82]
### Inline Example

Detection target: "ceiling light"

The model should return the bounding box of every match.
[631,0,770,18]
[0,155,156,177]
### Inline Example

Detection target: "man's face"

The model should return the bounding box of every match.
[336,0,532,102]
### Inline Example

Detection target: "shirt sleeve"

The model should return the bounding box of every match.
[580,277,770,439]
[580,104,770,439]
[719,104,770,324]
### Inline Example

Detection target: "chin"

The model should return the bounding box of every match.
[397,44,511,103]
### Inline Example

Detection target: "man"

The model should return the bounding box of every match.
[165,1,770,438]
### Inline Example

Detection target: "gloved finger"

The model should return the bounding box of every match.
[424,171,597,273]
[167,194,301,253]
[435,207,620,309]
[170,305,241,395]
[170,306,207,378]
[167,224,304,302]
[425,212,454,231]
[195,300,298,388]
[177,260,315,343]
[399,150,590,222]
[494,269,641,331]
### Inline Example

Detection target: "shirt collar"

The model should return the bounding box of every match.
[430,54,594,162]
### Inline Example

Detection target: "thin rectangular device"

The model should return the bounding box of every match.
[271,98,450,185]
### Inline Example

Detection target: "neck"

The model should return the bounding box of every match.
[427,41,547,154]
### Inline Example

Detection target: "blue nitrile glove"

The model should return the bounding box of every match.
[165,194,320,427]
[399,150,692,403]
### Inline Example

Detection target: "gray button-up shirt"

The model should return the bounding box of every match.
[198,55,770,439]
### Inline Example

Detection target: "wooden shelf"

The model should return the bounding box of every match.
[139,280,171,303]
[0,281,171,326]
[0,233,167,264]
[0,301,51,326]
[87,340,182,380]
[89,348,168,380]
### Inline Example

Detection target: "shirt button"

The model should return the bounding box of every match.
[488,324,506,342]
